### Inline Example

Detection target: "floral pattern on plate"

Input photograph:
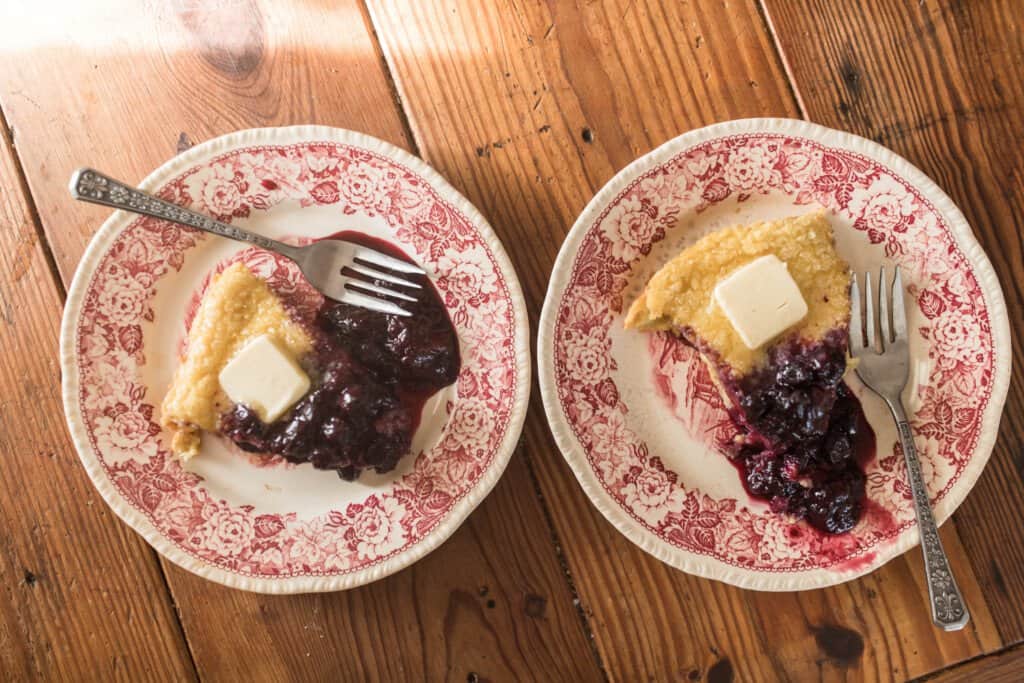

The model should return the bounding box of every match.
[63,128,529,591]
[539,120,1010,589]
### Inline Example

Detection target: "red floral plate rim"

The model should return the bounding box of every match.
[60,126,531,593]
[537,118,1011,591]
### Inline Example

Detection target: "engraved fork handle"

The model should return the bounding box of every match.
[887,398,969,631]
[69,168,299,258]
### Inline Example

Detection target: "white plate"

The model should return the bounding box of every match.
[538,118,1010,590]
[61,126,530,593]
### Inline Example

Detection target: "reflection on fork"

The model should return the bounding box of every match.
[850,267,969,631]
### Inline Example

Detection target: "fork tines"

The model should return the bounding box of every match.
[340,258,423,317]
[354,246,426,276]
[348,262,422,289]
[850,266,906,355]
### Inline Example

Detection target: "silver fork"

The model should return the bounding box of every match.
[851,267,969,631]
[69,167,423,316]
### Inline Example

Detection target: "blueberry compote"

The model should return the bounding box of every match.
[220,232,460,480]
[724,329,874,534]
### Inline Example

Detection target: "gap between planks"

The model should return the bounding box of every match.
[0,102,203,683]
[911,639,1024,682]
[755,0,810,120]
[0,112,66,303]
[356,0,422,156]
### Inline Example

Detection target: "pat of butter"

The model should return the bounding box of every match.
[219,335,310,423]
[713,254,808,350]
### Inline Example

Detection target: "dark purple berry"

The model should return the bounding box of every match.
[729,333,870,535]
[221,234,461,480]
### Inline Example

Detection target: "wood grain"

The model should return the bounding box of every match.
[366,0,1006,679]
[164,473,603,681]
[0,1,602,679]
[915,641,1024,683]
[0,119,195,679]
[2,0,1022,679]
[762,0,1024,646]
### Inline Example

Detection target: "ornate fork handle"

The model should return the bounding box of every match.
[69,168,295,256]
[888,399,969,631]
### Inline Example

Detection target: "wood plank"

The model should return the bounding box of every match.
[366,0,1004,679]
[916,642,1024,683]
[0,120,196,678]
[762,0,1024,647]
[0,1,602,679]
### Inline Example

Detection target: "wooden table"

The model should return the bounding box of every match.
[0,1,1021,680]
